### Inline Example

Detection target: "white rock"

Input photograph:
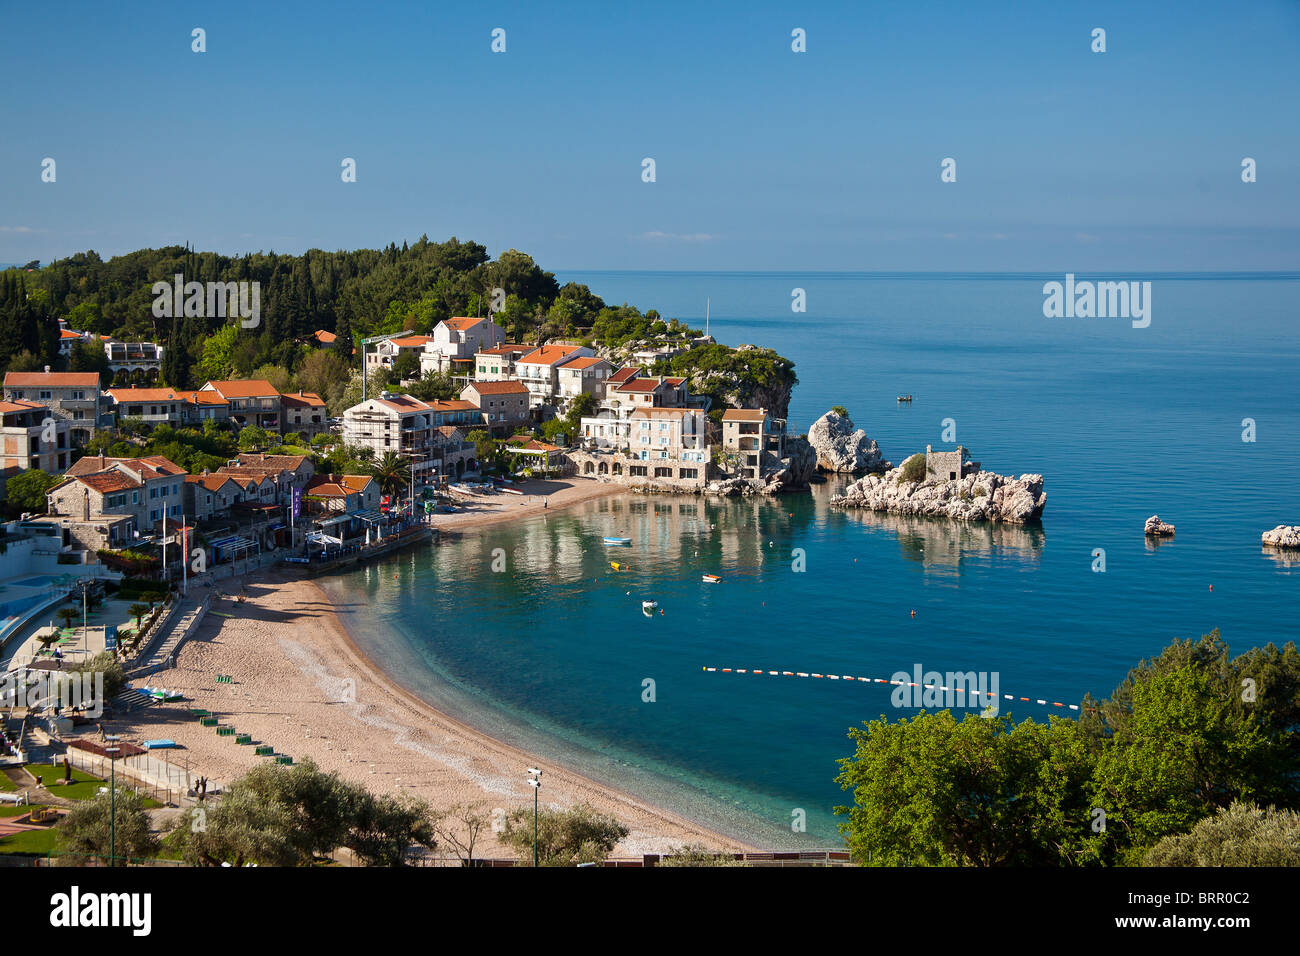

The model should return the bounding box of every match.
[808,410,887,473]
[1261,525,1300,548]
[831,467,1045,524]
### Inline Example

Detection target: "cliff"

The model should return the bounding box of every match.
[807,409,888,472]
[832,467,1046,524]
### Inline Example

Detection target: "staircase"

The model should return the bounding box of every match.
[126,592,211,679]
[113,688,156,711]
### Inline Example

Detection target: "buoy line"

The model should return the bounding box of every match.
[701,666,1081,711]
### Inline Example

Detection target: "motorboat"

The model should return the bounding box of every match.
[702,574,722,584]
[603,536,632,546]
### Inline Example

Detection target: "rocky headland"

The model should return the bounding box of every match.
[832,467,1046,524]
[1261,525,1300,549]
[1145,515,1176,537]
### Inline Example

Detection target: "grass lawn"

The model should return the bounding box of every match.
[0,827,59,856]
[26,764,104,800]
[0,805,35,817]
[0,773,17,792]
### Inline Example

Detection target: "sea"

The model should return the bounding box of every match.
[316,273,1300,847]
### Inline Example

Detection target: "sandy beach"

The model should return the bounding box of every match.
[108,478,747,859]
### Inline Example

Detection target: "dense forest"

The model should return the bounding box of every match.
[0,237,745,410]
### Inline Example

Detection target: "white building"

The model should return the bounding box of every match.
[420,317,506,377]
[341,392,437,482]
[514,344,595,410]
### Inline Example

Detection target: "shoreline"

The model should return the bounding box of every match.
[112,478,755,858]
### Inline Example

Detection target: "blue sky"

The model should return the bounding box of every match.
[1,0,1297,271]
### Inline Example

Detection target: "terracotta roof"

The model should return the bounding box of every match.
[201,379,279,398]
[77,471,142,494]
[107,387,186,403]
[368,394,430,413]
[608,366,641,384]
[427,399,477,412]
[616,376,686,393]
[60,329,84,340]
[306,474,374,497]
[216,466,279,482]
[443,317,487,331]
[174,390,229,406]
[238,453,310,470]
[722,408,768,422]
[185,474,239,492]
[313,330,336,344]
[65,455,185,480]
[463,380,528,395]
[517,345,586,366]
[388,335,432,348]
[477,344,527,356]
[280,391,326,408]
[560,356,607,371]
[0,399,45,414]
[435,425,465,439]
[4,371,100,388]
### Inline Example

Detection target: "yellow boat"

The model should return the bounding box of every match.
[611,561,631,572]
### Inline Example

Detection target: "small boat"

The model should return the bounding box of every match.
[702,574,722,584]
[611,561,631,572]
[897,394,913,402]
[642,600,659,613]
[603,536,632,546]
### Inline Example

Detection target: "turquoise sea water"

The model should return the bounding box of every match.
[318,274,1299,846]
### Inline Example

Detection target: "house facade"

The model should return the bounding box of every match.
[3,370,105,446]
[721,408,786,479]
[460,380,530,435]
[513,344,595,410]
[341,393,437,483]
[421,317,506,377]
[1,399,71,477]
[473,344,530,381]
[198,380,282,432]
[280,390,328,438]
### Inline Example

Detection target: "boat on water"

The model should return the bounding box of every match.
[642,600,659,614]
[897,394,914,402]
[611,561,631,572]
[603,536,632,546]
[702,574,722,584]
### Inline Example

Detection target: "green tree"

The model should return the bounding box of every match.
[3,468,59,515]
[237,425,272,452]
[68,651,126,701]
[128,603,150,627]
[392,351,420,382]
[499,803,628,867]
[465,429,497,467]
[195,323,240,382]
[898,453,926,484]
[59,789,160,865]
[371,451,411,498]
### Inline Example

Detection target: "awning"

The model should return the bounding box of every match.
[314,514,352,529]
[351,510,388,524]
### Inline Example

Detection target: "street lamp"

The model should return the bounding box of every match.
[527,768,542,868]
[105,742,120,866]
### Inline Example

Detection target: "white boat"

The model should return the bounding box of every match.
[642,600,659,612]
[702,574,722,584]
[603,536,632,546]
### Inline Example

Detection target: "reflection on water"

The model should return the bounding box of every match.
[1261,546,1299,569]
[834,503,1045,572]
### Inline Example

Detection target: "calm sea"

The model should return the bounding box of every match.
[318,273,1300,846]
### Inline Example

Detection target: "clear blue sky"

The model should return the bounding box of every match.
[2,0,1297,271]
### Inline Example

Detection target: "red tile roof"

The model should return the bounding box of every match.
[722,408,768,422]
[477,344,527,356]
[444,317,487,331]
[388,335,432,348]
[4,371,100,388]
[0,399,45,414]
[560,356,607,371]
[608,366,641,384]
[107,387,187,403]
[517,345,586,366]
[280,391,326,408]
[201,380,279,398]
[463,380,528,395]
[77,471,142,494]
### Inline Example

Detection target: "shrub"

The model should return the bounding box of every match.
[831,405,849,418]
[898,453,926,484]
[973,485,987,497]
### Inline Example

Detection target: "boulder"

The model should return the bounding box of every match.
[808,410,887,473]
[1144,515,1175,537]
[1261,525,1300,549]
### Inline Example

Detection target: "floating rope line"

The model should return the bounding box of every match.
[701,666,1080,711]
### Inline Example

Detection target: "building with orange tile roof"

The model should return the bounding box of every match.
[1,398,72,484]
[3,369,106,445]
[422,315,506,376]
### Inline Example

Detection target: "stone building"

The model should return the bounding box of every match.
[924,445,981,481]
[3,370,105,446]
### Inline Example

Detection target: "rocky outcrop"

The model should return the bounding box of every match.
[760,436,817,493]
[831,467,1045,524]
[808,410,888,473]
[1144,515,1175,537]
[704,477,765,497]
[1261,525,1300,548]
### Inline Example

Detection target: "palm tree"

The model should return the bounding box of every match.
[128,603,150,627]
[57,607,78,630]
[371,452,411,500]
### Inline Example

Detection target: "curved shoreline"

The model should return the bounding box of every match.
[115,477,755,858]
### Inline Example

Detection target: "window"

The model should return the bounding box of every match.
[40,390,52,399]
